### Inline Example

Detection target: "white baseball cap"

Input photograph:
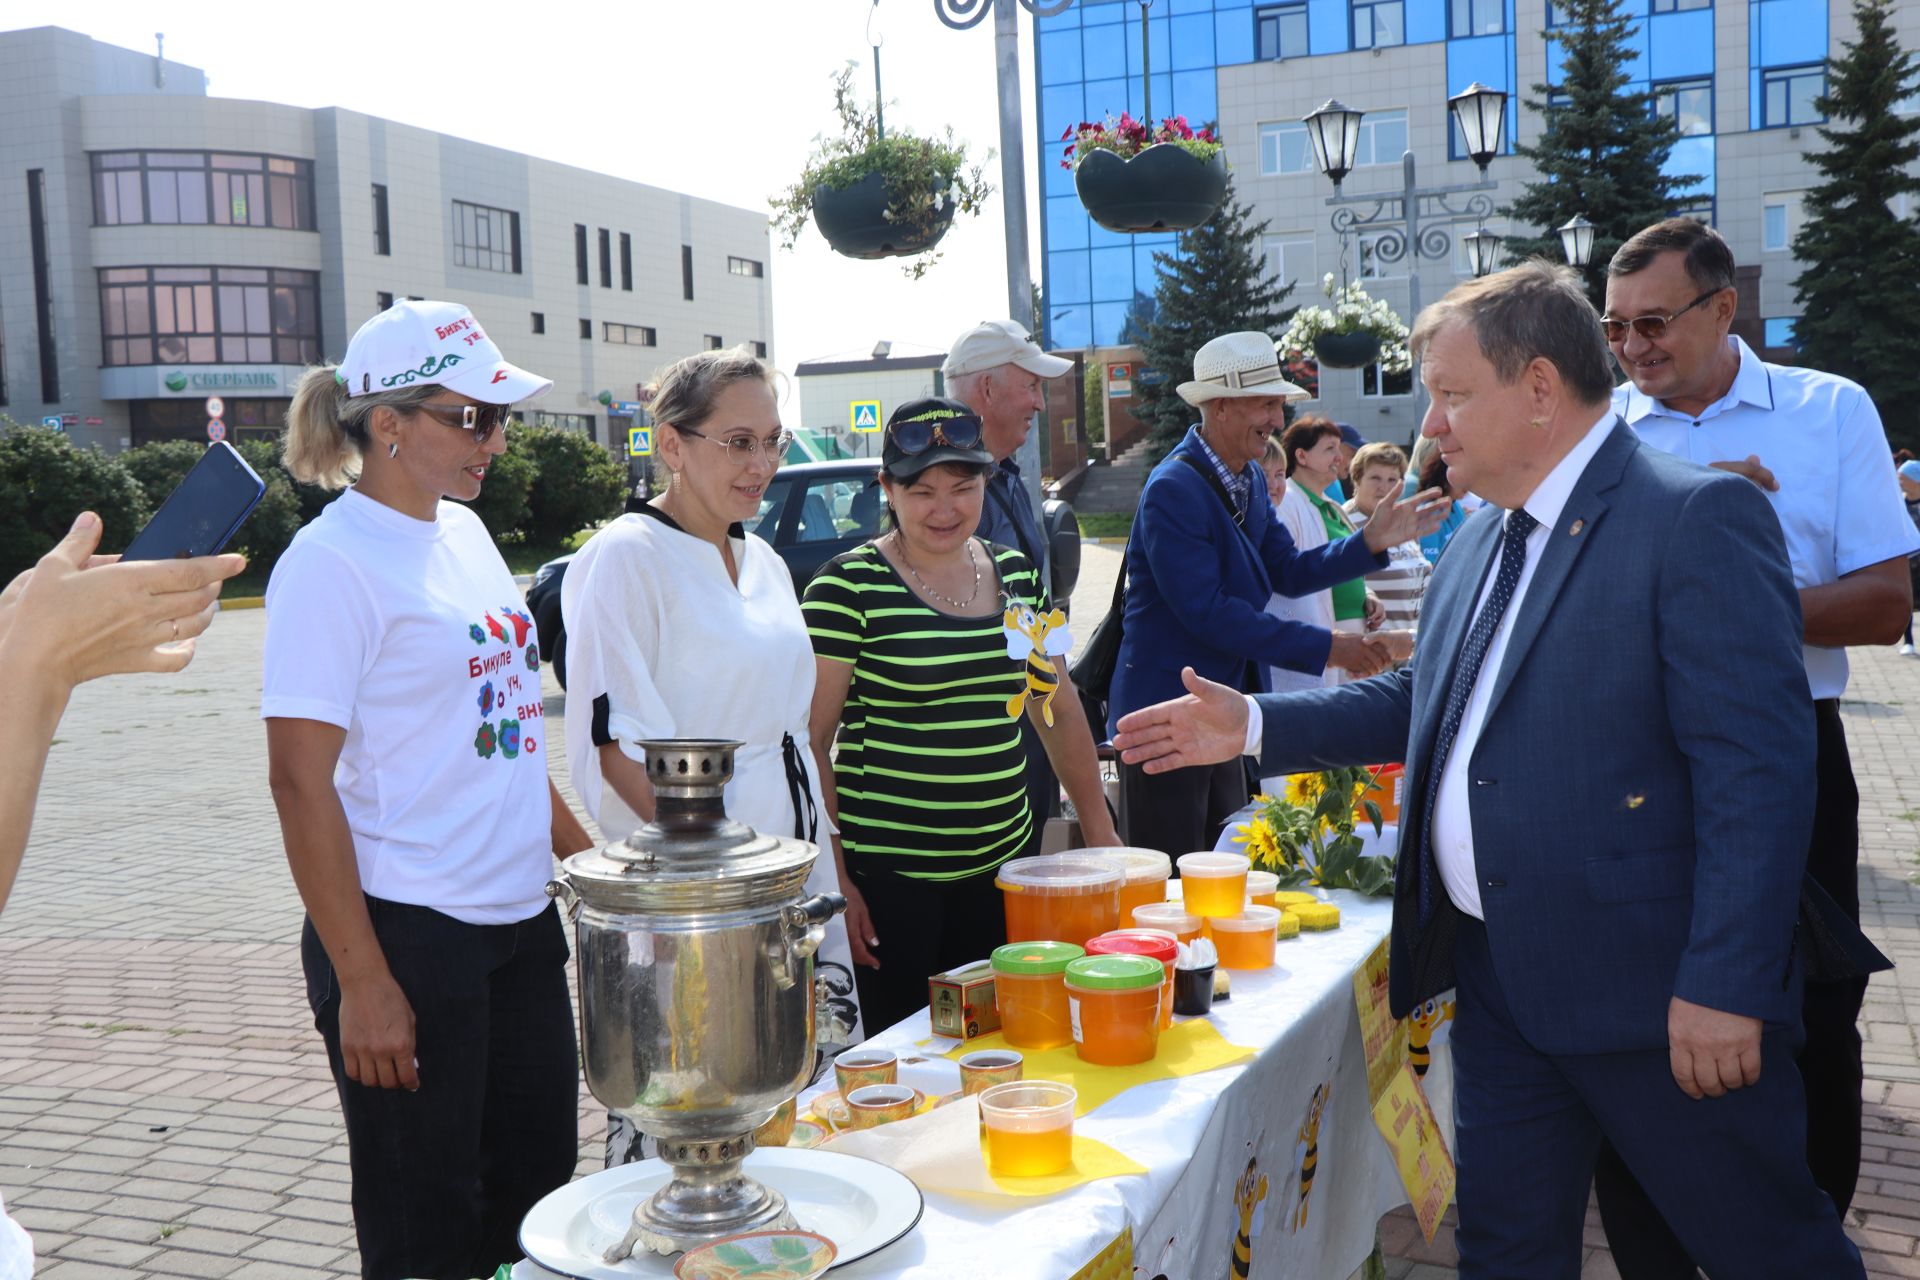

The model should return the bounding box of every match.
[338,300,552,404]
[943,319,1074,380]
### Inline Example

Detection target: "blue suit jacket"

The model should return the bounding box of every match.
[1109,427,1382,737]
[1257,423,1815,1055]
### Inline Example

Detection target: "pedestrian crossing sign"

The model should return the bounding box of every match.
[850,400,882,433]
[628,425,653,456]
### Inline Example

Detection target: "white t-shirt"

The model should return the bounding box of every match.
[0,1192,30,1280]
[260,489,553,925]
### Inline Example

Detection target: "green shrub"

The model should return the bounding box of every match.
[0,424,149,580]
[516,425,627,544]
[457,440,536,540]
[121,440,206,517]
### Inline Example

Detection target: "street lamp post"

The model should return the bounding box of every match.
[1558,213,1597,268]
[1303,82,1508,421]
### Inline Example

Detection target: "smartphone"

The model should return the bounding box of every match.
[121,440,267,561]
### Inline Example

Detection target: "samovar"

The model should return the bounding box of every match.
[546,739,845,1260]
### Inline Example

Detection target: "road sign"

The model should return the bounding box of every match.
[205,395,225,419]
[40,416,61,430]
[207,419,226,443]
[61,415,78,426]
[1106,363,1133,398]
[1136,366,1168,387]
[628,425,653,456]
[850,400,881,433]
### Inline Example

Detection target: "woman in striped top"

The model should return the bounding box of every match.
[804,398,1118,1033]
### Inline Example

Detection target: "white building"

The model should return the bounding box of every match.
[0,26,774,453]
[793,341,948,458]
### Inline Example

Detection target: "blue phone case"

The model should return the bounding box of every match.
[120,440,268,561]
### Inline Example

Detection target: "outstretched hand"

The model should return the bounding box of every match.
[1363,486,1450,552]
[1112,667,1249,774]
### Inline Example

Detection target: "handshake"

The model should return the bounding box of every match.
[1329,629,1414,679]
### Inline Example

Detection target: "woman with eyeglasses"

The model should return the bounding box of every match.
[560,345,864,1166]
[803,397,1119,1034]
[263,302,594,1280]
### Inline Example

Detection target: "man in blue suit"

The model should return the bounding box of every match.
[1113,264,1863,1278]
[1109,331,1442,856]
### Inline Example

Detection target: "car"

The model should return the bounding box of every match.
[526,459,1082,689]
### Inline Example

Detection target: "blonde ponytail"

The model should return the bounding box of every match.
[282,365,442,491]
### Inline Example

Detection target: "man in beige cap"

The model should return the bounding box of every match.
[1108,330,1443,855]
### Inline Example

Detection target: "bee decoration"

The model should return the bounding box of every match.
[1407,995,1456,1080]
[1003,602,1072,726]
[1230,1153,1269,1278]
[1293,1081,1331,1233]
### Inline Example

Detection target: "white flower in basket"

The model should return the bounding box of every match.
[1275,276,1413,374]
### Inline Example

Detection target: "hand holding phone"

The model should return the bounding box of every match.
[121,441,267,562]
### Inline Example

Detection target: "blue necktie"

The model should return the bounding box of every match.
[1418,508,1539,923]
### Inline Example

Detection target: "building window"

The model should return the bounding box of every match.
[1762,316,1799,349]
[1263,236,1316,294]
[752,341,768,358]
[377,291,394,311]
[682,245,695,301]
[1352,0,1405,49]
[531,411,596,434]
[704,334,723,350]
[1362,361,1413,397]
[1450,0,1503,37]
[579,318,592,339]
[90,150,315,230]
[1762,191,1805,252]
[1355,109,1409,167]
[1255,3,1309,60]
[453,200,521,273]
[1762,65,1825,128]
[574,224,589,285]
[1650,0,1710,11]
[1358,230,1399,279]
[1258,121,1315,175]
[1546,0,1566,24]
[605,322,657,347]
[98,265,321,366]
[1654,77,1713,136]
[1672,197,1716,224]
[372,183,390,256]
[598,228,612,288]
[620,233,633,291]
[728,256,765,277]
[531,312,545,334]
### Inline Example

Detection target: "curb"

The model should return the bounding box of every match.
[221,596,266,611]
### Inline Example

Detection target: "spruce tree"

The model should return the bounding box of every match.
[1790,0,1920,454]
[1130,176,1295,463]
[1501,0,1698,306]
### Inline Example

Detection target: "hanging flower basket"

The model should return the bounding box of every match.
[1311,331,1383,369]
[812,171,957,260]
[1063,115,1228,234]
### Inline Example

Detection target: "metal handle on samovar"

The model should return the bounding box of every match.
[765,893,846,989]
[544,874,580,921]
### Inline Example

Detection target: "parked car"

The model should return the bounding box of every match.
[526,459,1082,688]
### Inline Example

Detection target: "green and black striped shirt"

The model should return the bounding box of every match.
[803,540,1047,882]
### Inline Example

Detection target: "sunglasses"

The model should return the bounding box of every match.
[410,401,514,445]
[889,414,983,455]
[1599,288,1723,343]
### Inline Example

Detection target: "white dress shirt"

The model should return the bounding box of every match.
[1620,336,1920,700]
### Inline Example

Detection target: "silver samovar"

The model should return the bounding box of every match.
[546,739,845,1260]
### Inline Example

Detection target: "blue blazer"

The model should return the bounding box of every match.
[1109,427,1383,737]
[1257,423,1815,1055]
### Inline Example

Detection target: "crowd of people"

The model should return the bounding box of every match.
[4,213,1918,1280]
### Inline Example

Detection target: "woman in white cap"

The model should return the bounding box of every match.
[560,345,864,1166]
[262,301,594,1280]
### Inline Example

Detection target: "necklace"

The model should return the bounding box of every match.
[892,530,981,610]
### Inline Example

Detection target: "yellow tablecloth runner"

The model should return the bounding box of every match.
[935,1018,1256,1116]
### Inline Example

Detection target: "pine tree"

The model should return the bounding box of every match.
[1501,0,1698,306]
[1130,177,1295,463]
[1790,0,1920,454]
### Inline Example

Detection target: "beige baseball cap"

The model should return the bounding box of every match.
[943,320,1074,380]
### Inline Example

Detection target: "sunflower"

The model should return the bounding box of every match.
[1282,773,1323,807]
[1233,817,1282,865]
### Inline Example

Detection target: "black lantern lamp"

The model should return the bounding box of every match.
[1462,227,1502,278]
[1447,82,1508,174]
[1303,99,1365,191]
[1558,213,1597,268]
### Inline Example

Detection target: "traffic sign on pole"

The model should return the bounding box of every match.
[41,416,61,430]
[207,419,226,443]
[850,400,881,433]
[204,395,225,420]
[627,425,653,456]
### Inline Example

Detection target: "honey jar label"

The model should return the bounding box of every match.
[1068,996,1083,1044]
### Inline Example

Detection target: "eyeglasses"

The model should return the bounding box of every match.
[889,414,984,455]
[679,428,794,463]
[409,401,514,445]
[1599,288,1723,343]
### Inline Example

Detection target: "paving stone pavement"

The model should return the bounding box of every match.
[3,557,1917,1279]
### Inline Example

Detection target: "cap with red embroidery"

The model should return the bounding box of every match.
[337,300,552,404]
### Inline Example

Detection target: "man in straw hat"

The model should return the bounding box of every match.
[1107,330,1445,856]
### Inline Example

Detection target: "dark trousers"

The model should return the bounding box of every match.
[849,863,1008,1035]
[1118,756,1250,856]
[1451,916,1863,1280]
[303,898,580,1280]
[1593,699,1866,1277]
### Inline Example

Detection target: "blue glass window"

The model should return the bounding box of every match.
[1761,64,1825,127]
[1356,109,1409,166]
[1256,3,1311,58]
[1084,24,1127,81]
[1651,0,1709,11]
[1654,77,1713,135]
[1450,0,1503,37]
[1259,120,1315,174]
[1763,317,1799,348]
[1353,0,1406,47]
[1171,12,1216,68]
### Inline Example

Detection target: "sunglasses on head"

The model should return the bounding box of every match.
[410,401,514,445]
[1599,288,1723,343]
[889,413,983,455]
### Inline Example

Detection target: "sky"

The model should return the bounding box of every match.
[6,0,1046,422]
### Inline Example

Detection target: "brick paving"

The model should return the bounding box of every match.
[2,552,1917,1278]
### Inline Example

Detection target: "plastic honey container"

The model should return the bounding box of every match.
[1072,848,1171,925]
[1176,853,1249,918]
[1130,901,1202,943]
[1064,954,1164,1065]
[990,941,1085,1050]
[996,855,1123,947]
[1246,870,1279,908]
[1211,906,1282,970]
[1085,929,1177,1028]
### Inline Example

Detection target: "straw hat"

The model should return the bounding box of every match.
[1175,331,1310,406]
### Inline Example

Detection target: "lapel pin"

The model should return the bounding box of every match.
[1567,518,1585,536]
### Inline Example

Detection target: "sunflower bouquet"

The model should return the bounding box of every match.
[1233,766,1395,897]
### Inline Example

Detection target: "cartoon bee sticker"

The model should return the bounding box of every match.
[1408,996,1456,1080]
[1003,601,1072,726]
[1230,1154,1268,1278]
[1291,1081,1331,1233]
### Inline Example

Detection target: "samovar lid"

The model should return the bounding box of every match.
[556,739,819,912]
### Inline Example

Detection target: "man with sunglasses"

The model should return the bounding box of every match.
[1596,217,1919,1279]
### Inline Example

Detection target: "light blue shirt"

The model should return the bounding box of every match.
[1619,335,1920,699]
